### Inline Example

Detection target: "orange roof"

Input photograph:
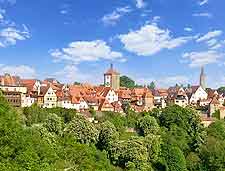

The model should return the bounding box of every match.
[0,74,21,86]
[118,89,132,99]
[98,99,114,110]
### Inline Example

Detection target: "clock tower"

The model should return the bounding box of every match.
[104,64,120,90]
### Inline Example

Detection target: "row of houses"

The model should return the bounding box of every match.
[1,66,225,123]
[0,73,155,113]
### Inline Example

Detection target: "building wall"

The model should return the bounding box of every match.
[3,92,21,107]
[106,90,118,103]
[104,74,120,90]
[0,85,27,94]
[190,87,208,104]
[43,87,57,108]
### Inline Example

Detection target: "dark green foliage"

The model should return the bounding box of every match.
[186,152,202,171]
[23,104,48,126]
[97,121,119,151]
[160,105,205,153]
[120,75,136,88]
[1,93,225,171]
[162,144,187,171]
[148,81,156,90]
[199,136,225,171]
[218,87,225,94]
[212,110,220,120]
[207,120,225,140]
[137,115,160,136]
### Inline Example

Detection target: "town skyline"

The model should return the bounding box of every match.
[1,0,225,88]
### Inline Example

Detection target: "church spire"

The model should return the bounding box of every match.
[200,66,206,90]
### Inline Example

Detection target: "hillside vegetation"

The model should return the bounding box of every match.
[0,94,225,171]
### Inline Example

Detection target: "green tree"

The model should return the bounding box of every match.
[144,134,161,163]
[186,152,202,171]
[200,136,225,171]
[120,75,135,88]
[43,113,63,135]
[109,137,149,170]
[23,104,48,126]
[97,121,119,151]
[137,115,160,136]
[160,105,205,153]
[218,87,225,94]
[207,120,225,141]
[162,144,187,171]
[64,115,99,144]
[148,81,156,90]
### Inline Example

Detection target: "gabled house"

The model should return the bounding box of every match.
[42,85,57,108]
[186,86,208,105]
[98,99,114,112]
[168,87,188,107]
[96,87,118,104]
[131,88,154,111]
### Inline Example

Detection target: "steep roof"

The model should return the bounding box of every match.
[0,74,21,86]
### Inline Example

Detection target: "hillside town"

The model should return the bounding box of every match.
[0,65,225,126]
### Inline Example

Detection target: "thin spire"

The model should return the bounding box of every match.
[110,63,113,70]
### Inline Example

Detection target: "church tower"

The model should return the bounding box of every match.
[200,66,206,90]
[104,64,120,90]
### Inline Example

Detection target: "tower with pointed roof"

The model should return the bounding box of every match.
[200,66,206,90]
[104,64,120,90]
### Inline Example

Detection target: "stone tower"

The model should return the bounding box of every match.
[104,64,120,90]
[200,66,206,90]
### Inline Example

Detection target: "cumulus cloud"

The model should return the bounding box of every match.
[198,0,208,6]
[136,0,146,9]
[0,25,30,47]
[184,27,193,32]
[196,30,222,42]
[206,39,217,47]
[193,13,212,18]
[182,51,224,67]
[0,65,36,78]
[102,6,132,26]
[53,65,101,84]
[50,40,124,63]
[119,24,193,56]
[210,44,222,50]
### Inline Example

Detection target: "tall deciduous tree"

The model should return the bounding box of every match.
[64,115,99,144]
[97,121,119,151]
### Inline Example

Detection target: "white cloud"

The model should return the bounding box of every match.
[136,0,146,9]
[0,65,36,78]
[119,24,193,56]
[152,16,161,23]
[0,25,30,47]
[196,30,222,42]
[102,6,132,26]
[182,51,224,67]
[206,39,217,47]
[60,10,68,15]
[53,65,101,84]
[50,40,124,63]
[184,27,193,32]
[210,44,222,50]
[193,13,212,18]
[198,0,208,6]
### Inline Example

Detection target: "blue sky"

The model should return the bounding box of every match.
[0,0,225,88]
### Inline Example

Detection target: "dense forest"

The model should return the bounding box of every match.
[0,92,225,171]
